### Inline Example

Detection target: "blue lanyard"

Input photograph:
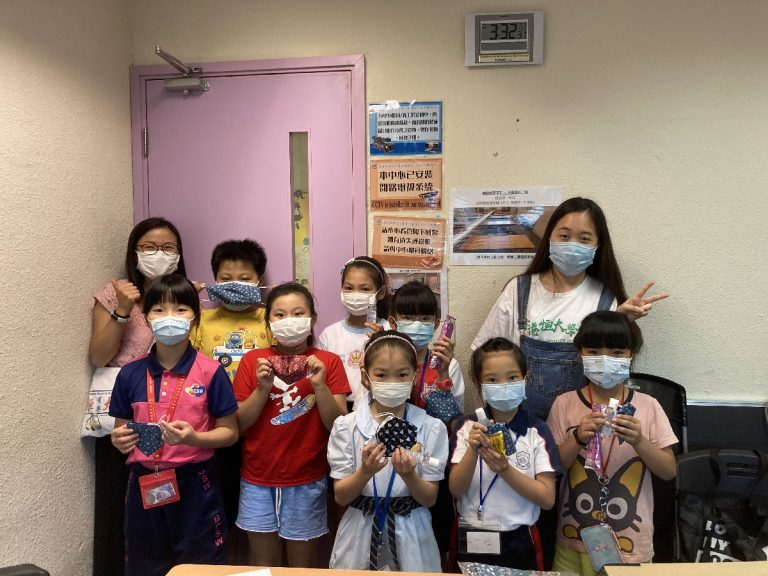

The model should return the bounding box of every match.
[477,460,499,520]
[372,404,408,532]
[373,470,397,533]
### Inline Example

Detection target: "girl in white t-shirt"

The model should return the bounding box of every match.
[318,257,389,409]
[473,197,669,421]
[450,337,559,570]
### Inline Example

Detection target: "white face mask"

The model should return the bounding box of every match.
[270,316,312,347]
[340,291,375,316]
[369,379,414,408]
[136,252,180,280]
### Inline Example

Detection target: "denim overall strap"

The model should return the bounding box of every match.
[596,284,615,311]
[516,274,582,421]
[516,275,532,333]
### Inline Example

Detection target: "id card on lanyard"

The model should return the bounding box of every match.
[138,369,185,510]
[458,461,502,555]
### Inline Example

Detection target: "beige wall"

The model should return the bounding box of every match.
[0,0,132,572]
[130,0,768,406]
[1,0,766,573]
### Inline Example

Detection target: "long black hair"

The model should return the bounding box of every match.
[341,256,390,319]
[525,197,628,303]
[125,217,187,296]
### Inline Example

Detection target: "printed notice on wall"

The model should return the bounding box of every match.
[370,158,442,210]
[450,186,562,266]
[373,216,445,269]
[369,101,442,155]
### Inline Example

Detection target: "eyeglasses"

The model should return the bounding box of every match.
[137,243,179,255]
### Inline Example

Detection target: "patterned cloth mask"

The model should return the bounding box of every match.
[375,415,418,457]
[269,354,308,384]
[127,422,164,456]
[424,389,462,426]
[206,281,261,311]
[485,422,517,456]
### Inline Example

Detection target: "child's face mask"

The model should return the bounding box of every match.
[150,315,193,345]
[270,316,312,347]
[394,320,435,349]
[207,281,261,311]
[367,377,414,408]
[340,291,375,316]
[482,380,526,412]
[582,355,631,389]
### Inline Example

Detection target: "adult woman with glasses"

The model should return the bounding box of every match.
[88,216,188,576]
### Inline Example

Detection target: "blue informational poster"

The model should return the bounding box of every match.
[369,101,442,155]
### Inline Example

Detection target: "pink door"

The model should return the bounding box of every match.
[130,56,366,332]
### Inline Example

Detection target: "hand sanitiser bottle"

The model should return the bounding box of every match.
[601,398,620,438]
[429,315,456,370]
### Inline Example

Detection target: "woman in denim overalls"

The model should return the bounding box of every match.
[473,197,668,422]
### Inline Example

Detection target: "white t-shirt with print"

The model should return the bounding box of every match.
[318,318,390,407]
[472,274,617,348]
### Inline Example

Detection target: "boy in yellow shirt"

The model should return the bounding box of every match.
[192,238,270,562]
[193,239,271,381]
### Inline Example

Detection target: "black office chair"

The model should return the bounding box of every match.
[625,372,689,563]
[0,566,50,576]
[627,372,688,453]
[675,449,768,561]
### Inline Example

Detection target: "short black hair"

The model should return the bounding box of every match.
[142,274,201,319]
[265,282,317,346]
[211,239,267,278]
[390,280,438,318]
[573,310,643,354]
[125,217,187,296]
[470,337,527,388]
[363,330,418,372]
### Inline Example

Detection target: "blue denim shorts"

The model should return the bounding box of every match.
[236,477,328,540]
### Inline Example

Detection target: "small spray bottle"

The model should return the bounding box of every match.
[601,398,620,438]
[429,315,456,370]
[366,294,377,325]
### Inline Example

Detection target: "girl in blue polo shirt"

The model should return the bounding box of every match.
[110,274,238,576]
[449,337,560,570]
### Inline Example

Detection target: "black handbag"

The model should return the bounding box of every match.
[677,449,768,562]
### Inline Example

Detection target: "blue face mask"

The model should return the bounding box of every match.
[396,320,435,349]
[206,281,261,311]
[482,380,526,412]
[549,241,597,276]
[150,315,193,345]
[582,355,631,389]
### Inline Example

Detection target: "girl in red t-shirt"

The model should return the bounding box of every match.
[234,282,351,567]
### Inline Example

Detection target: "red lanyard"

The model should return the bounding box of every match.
[146,369,185,466]
[587,386,626,475]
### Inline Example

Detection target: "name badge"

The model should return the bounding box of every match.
[138,468,180,509]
